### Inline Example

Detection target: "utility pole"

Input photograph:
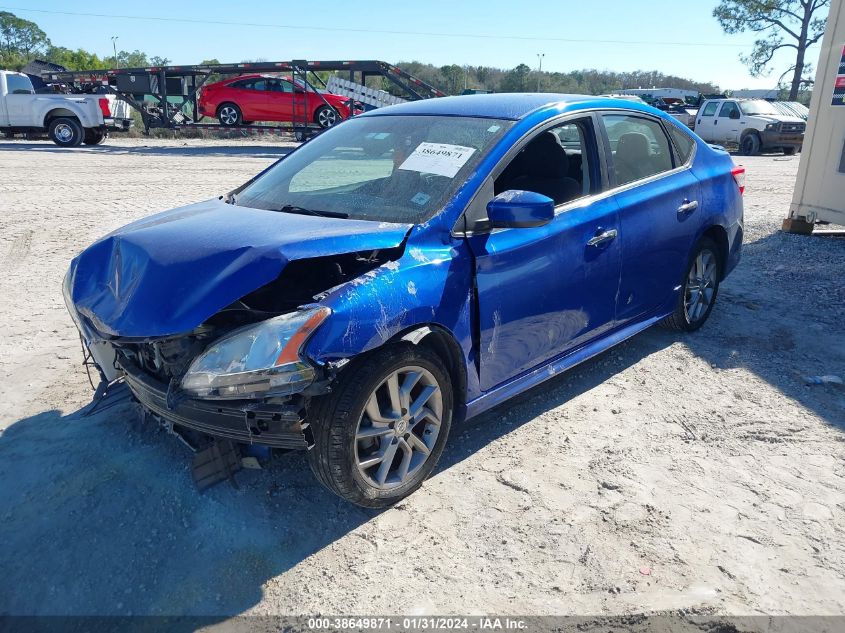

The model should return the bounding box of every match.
[111,36,119,68]
[536,53,544,92]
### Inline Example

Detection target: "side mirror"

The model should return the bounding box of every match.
[486,190,554,229]
[730,110,740,120]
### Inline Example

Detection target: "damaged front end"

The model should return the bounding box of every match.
[63,198,412,456]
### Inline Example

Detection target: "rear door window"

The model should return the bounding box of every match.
[600,114,674,186]
[667,124,696,164]
[718,101,740,119]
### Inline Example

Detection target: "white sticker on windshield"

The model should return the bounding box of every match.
[398,142,476,178]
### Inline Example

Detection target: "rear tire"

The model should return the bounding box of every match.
[48,117,84,147]
[783,147,796,156]
[307,343,453,508]
[83,129,107,145]
[660,237,722,332]
[739,132,760,156]
[217,103,242,126]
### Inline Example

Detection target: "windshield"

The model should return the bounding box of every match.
[234,115,512,223]
[739,100,781,116]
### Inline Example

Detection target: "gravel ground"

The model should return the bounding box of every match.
[0,138,843,619]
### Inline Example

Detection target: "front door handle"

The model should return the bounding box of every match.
[587,229,618,247]
[678,200,699,215]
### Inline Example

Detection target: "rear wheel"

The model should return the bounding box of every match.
[315,105,340,128]
[660,237,722,332]
[783,147,796,156]
[48,117,84,147]
[217,103,242,126]
[307,343,453,508]
[739,132,760,156]
[83,129,107,145]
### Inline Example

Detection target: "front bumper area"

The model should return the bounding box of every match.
[121,360,309,449]
[761,130,803,149]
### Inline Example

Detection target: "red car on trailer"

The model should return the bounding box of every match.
[198,74,357,128]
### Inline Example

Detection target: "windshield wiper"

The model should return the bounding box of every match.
[274,205,348,219]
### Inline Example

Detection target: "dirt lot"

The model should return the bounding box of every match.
[0,138,843,618]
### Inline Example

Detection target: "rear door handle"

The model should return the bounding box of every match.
[678,200,699,215]
[587,229,618,247]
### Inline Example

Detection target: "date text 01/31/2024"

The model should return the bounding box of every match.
[307,617,528,630]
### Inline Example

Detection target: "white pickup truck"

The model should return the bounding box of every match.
[0,70,131,147]
[694,98,805,155]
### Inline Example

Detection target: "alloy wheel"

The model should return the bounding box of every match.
[318,107,338,127]
[684,249,717,323]
[354,366,443,489]
[219,106,238,125]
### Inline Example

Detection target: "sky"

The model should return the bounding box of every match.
[0,1,827,90]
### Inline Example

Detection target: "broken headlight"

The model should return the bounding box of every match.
[181,307,330,400]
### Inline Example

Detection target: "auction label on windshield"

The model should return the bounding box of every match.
[399,142,476,178]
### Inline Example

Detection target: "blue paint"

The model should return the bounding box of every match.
[66,94,743,425]
[486,190,555,228]
[65,198,411,338]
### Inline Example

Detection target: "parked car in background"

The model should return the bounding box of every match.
[64,94,744,506]
[651,97,697,128]
[198,74,360,128]
[0,70,131,146]
[695,98,805,155]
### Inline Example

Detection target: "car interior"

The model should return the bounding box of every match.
[494,122,593,206]
[613,132,657,184]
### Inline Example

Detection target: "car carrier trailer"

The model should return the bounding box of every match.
[42,59,446,141]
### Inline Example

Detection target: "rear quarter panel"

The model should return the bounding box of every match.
[36,96,102,129]
[690,141,744,277]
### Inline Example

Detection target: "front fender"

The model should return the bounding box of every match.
[304,239,479,397]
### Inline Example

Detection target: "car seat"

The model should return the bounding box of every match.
[614,132,654,184]
[500,132,581,205]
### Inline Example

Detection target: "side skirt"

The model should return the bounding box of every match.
[464,313,666,420]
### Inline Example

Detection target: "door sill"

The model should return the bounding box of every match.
[465,313,665,419]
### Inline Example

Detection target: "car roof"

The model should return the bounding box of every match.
[357,93,647,121]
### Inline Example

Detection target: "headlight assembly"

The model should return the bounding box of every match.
[765,122,779,131]
[181,307,330,400]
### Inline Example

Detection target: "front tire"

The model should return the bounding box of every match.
[660,237,722,332]
[217,103,242,126]
[315,105,340,128]
[48,117,84,147]
[307,343,453,508]
[739,132,760,156]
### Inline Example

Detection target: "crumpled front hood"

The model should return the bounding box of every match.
[66,198,411,338]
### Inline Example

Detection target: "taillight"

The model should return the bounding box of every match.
[98,98,111,118]
[731,165,745,195]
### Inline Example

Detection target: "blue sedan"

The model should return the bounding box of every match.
[64,94,744,506]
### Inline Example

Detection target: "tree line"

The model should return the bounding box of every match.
[397,61,721,95]
[0,11,170,71]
